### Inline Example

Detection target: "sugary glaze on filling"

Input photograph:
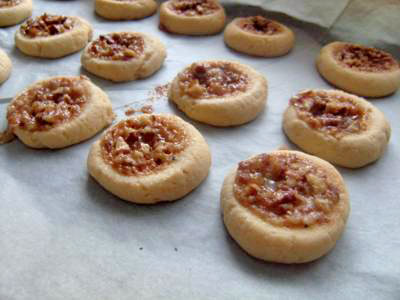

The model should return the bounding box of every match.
[239,16,282,35]
[178,62,248,98]
[335,44,399,72]
[0,0,21,8]
[7,77,87,131]
[169,0,220,16]
[20,13,74,38]
[234,153,340,228]
[101,115,187,176]
[89,33,144,61]
[291,90,369,138]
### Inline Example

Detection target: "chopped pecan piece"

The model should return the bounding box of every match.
[20,13,74,38]
[239,16,281,35]
[170,0,219,16]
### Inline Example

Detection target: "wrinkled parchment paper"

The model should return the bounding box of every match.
[0,1,399,299]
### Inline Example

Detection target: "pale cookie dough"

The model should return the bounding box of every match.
[81,32,166,82]
[15,13,93,58]
[87,114,211,204]
[7,75,115,149]
[0,48,12,84]
[224,16,295,57]
[159,0,225,35]
[0,0,32,27]
[95,0,158,20]
[316,41,400,97]
[283,89,391,168]
[221,150,350,264]
[169,60,267,126]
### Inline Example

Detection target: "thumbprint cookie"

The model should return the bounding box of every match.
[283,89,391,168]
[7,75,114,149]
[221,150,350,263]
[81,32,166,82]
[15,13,92,58]
[0,48,12,84]
[95,0,158,20]
[169,60,267,126]
[87,114,211,204]
[0,0,32,27]
[316,42,400,97]
[159,0,225,35]
[224,16,295,57]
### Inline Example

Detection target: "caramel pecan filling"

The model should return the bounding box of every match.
[235,153,340,228]
[89,33,144,61]
[0,0,21,8]
[291,90,368,138]
[170,0,220,16]
[7,77,87,131]
[101,115,187,176]
[335,44,399,72]
[179,62,248,98]
[20,14,74,38]
[239,16,282,35]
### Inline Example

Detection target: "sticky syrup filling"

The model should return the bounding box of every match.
[101,115,187,176]
[234,153,340,228]
[291,90,369,138]
[7,77,87,131]
[89,33,144,61]
[335,44,399,72]
[169,0,220,16]
[239,16,282,35]
[20,13,74,38]
[178,62,248,98]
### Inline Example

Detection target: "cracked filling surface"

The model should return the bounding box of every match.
[101,115,187,176]
[20,13,74,38]
[178,62,248,98]
[7,77,87,132]
[239,16,282,35]
[290,90,369,138]
[234,153,340,228]
[169,0,220,16]
[335,44,399,72]
[89,33,144,61]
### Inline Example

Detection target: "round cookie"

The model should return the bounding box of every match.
[169,60,267,126]
[221,150,350,264]
[15,13,93,58]
[87,114,211,204]
[81,32,166,82]
[283,89,391,168]
[316,41,400,97]
[0,0,32,27]
[95,0,158,20]
[224,16,295,57]
[159,0,225,35]
[7,75,115,149]
[0,48,12,84]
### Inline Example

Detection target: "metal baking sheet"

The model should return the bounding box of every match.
[0,1,399,299]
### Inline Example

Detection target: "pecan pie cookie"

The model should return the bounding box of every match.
[87,114,211,204]
[81,32,166,82]
[283,89,391,168]
[221,150,350,263]
[169,60,267,126]
[0,0,32,27]
[0,48,12,84]
[7,75,114,149]
[224,16,295,57]
[316,42,400,97]
[15,13,93,58]
[159,0,225,35]
[95,0,157,20]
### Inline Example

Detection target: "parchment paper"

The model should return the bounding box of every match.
[1,1,399,299]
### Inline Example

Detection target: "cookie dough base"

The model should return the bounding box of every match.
[221,150,350,264]
[316,42,400,98]
[0,0,32,27]
[95,0,158,20]
[87,115,211,204]
[0,49,12,84]
[15,17,93,58]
